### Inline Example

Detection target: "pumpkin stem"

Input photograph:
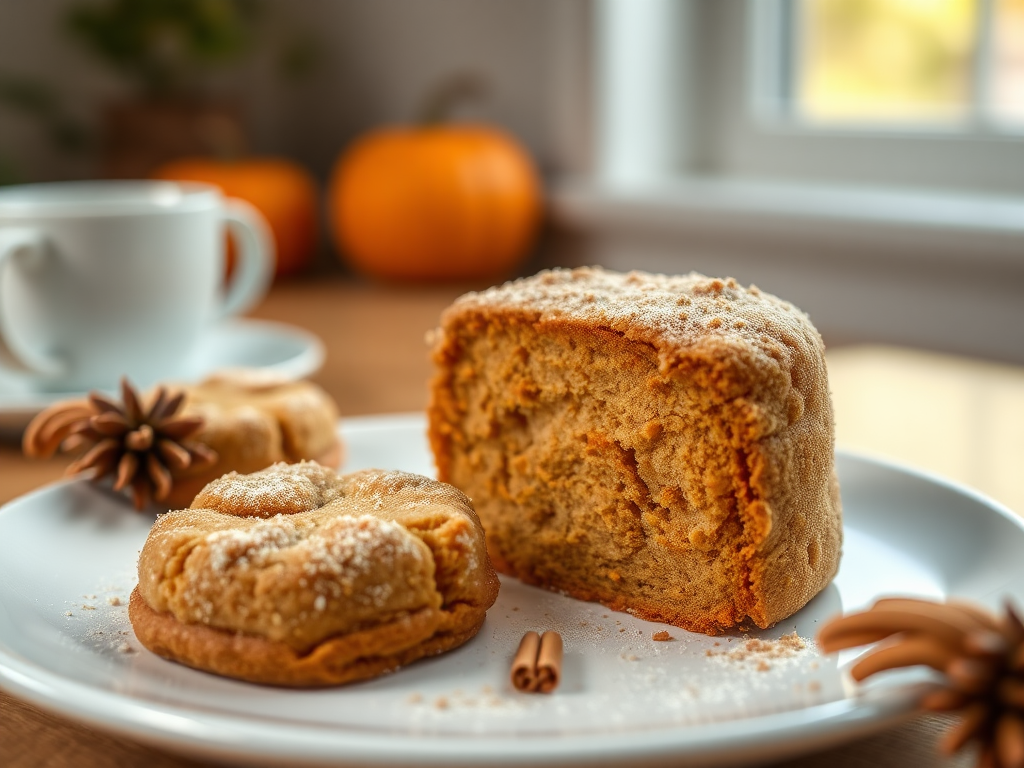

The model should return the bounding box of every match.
[416,73,487,126]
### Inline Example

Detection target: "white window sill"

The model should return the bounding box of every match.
[550,176,1024,272]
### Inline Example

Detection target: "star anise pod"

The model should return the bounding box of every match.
[23,377,217,510]
[818,597,1024,768]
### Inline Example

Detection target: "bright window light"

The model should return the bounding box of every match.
[993,0,1024,123]
[789,0,1023,129]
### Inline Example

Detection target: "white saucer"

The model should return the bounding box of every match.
[0,318,324,435]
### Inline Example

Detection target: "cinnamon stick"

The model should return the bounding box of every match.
[511,631,563,693]
[511,631,541,691]
[535,631,563,693]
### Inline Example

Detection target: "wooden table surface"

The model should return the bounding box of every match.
[3,273,1022,768]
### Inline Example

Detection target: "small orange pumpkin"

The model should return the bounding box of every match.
[328,126,541,281]
[152,157,318,279]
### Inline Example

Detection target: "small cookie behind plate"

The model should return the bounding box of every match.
[165,370,343,508]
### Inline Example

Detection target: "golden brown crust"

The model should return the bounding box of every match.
[131,462,499,686]
[427,267,841,635]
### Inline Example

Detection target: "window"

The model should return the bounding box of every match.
[568,0,1023,193]
[722,0,1024,193]
[769,0,1024,129]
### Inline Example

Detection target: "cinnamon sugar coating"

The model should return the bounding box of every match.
[131,462,499,686]
[428,267,842,635]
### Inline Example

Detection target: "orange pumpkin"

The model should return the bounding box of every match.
[152,157,318,279]
[328,126,541,281]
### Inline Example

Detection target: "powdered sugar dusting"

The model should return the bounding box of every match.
[441,267,821,365]
[298,516,421,606]
[206,516,304,572]
[192,461,345,518]
[341,468,474,516]
[195,514,423,611]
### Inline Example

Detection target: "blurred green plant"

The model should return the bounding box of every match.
[66,0,322,98]
[66,0,261,98]
[0,75,91,185]
[278,32,322,83]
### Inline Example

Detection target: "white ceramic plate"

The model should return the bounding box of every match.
[1,414,1023,768]
[0,318,324,435]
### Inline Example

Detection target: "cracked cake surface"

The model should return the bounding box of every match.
[427,266,842,634]
[130,462,499,686]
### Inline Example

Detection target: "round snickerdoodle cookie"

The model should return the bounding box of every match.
[129,461,499,686]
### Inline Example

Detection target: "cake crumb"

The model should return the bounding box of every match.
[106,596,122,606]
[117,642,135,654]
[706,631,812,668]
[809,680,821,692]
[64,611,73,617]
[81,604,96,611]
[434,697,449,710]
[652,631,673,641]
[407,693,423,704]
[778,632,806,651]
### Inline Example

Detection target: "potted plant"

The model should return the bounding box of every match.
[67,0,258,178]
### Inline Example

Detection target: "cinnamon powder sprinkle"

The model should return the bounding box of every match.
[706,632,809,669]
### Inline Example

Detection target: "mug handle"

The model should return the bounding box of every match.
[0,229,67,378]
[219,199,274,319]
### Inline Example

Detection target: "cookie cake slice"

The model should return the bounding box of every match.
[428,267,842,634]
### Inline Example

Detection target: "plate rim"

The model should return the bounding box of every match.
[1,413,1021,767]
[0,643,925,767]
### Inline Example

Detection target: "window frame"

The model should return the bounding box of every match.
[551,0,1024,205]
[752,0,1021,135]
[702,0,1024,195]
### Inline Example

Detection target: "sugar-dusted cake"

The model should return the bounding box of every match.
[130,462,499,686]
[428,267,841,634]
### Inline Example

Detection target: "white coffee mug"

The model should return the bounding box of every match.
[0,180,273,391]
